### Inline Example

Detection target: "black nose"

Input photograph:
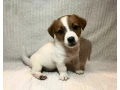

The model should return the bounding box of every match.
[67,36,75,43]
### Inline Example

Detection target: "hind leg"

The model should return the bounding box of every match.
[31,64,47,80]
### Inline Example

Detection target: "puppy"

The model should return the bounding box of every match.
[22,14,86,81]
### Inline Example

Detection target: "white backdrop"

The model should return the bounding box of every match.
[3,0,117,90]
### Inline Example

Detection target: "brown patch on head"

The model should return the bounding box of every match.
[54,19,66,41]
[48,21,55,38]
[67,14,87,37]
[48,14,86,41]
[48,17,66,41]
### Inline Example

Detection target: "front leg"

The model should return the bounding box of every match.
[56,63,69,81]
[74,59,84,75]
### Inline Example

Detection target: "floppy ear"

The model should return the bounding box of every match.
[47,20,55,38]
[73,14,87,30]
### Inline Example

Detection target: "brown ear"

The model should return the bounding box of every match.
[73,14,87,30]
[48,20,55,38]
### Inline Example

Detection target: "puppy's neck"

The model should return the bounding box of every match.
[53,37,80,53]
[64,41,80,54]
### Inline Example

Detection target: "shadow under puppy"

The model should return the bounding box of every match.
[22,14,87,81]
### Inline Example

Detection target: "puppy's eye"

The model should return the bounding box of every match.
[58,29,64,34]
[72,24,79,30]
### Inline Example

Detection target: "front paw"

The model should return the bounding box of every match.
[59,73,69,81]
[76,70,84,75]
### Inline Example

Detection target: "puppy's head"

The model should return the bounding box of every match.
[48,14,86,48]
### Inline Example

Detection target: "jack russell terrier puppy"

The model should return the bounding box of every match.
[22,14,87,81]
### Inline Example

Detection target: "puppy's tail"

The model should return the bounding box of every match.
[22,46,32,68]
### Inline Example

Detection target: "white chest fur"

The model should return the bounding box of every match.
[53,41,66,64]
[53,39,80,64]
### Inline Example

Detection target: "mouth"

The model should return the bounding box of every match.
[68,42,77,47]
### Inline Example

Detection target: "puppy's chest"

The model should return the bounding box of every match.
[54,46,79,63]
[64,50,79,63]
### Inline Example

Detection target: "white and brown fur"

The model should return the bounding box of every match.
[22,14,87,81]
